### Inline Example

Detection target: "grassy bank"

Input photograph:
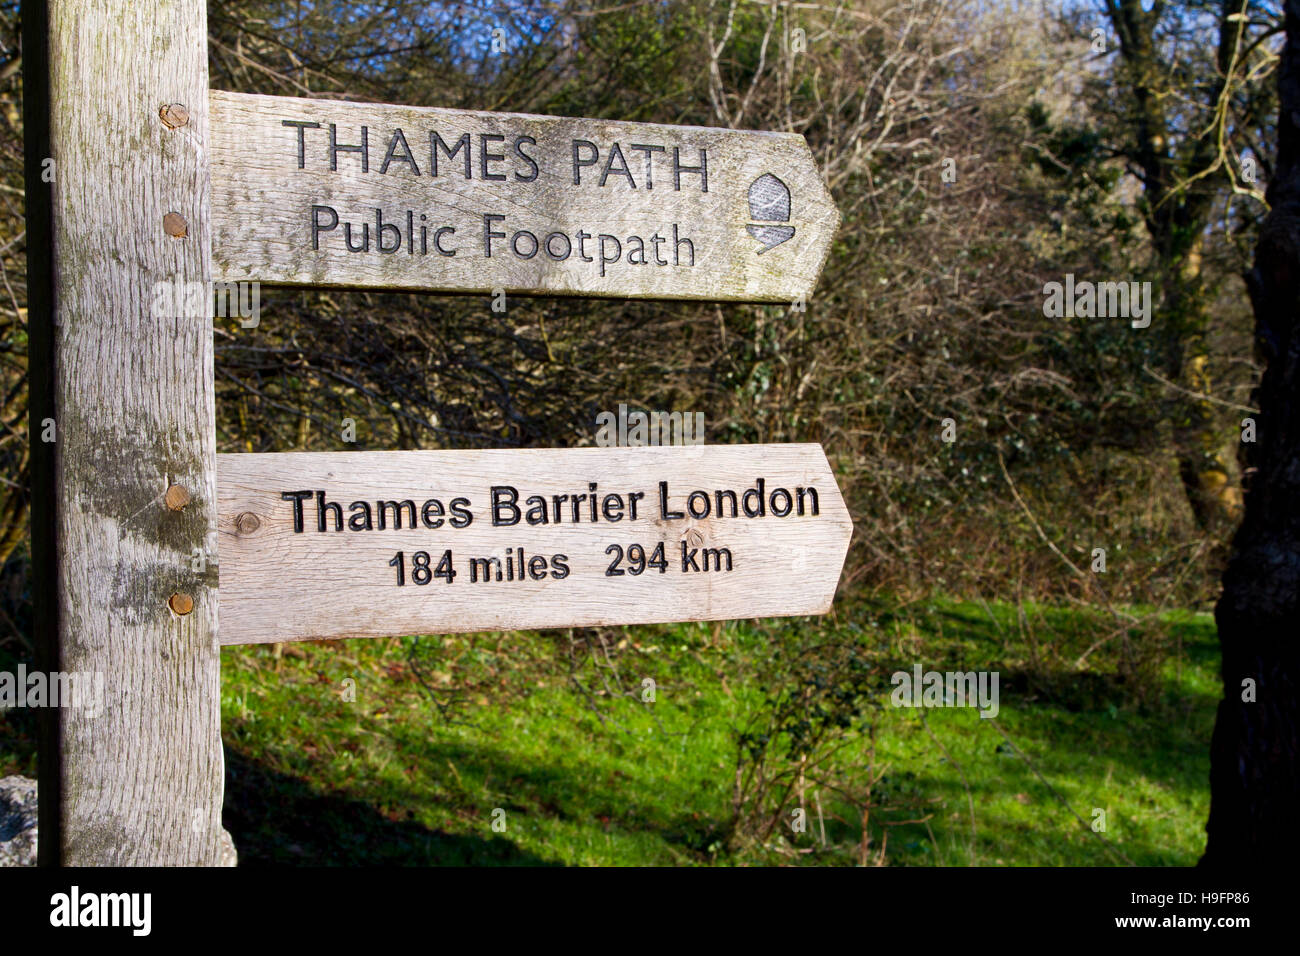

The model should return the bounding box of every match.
[215,597,1218,865]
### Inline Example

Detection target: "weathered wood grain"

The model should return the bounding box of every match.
[208,90,839,301]
[217,445,852,645]
[26,0,226,864]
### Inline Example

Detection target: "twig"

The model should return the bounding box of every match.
[1141,364,1257,414]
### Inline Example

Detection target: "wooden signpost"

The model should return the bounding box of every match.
[24,0,844,865]
[217,445,851,645]
[209,91,839,301]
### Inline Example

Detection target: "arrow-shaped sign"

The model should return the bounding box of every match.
[216,444,852,645]
[208,91,840,302]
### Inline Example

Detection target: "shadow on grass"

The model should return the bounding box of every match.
[223,747,560,866]
[383,731,729,859]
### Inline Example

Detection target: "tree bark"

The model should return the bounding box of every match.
[1202,0,1300,866]
[1165,274,1243,540]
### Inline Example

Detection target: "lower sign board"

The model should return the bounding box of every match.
[216,444,852,645]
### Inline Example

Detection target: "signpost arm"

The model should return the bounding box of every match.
[25,0,226,864]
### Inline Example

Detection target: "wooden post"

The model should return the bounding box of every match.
[24,0,226,864]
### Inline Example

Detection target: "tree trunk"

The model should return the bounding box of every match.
[1168,291,1242,539]
[1201,0,1300,866]
[1108,0,1249,539]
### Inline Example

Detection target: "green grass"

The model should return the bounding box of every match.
[214,597,1220,866]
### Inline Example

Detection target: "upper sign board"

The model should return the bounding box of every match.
[208,90,839,302]
[216,444,852,645]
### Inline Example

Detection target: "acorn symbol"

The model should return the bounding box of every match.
[747,173,795,254]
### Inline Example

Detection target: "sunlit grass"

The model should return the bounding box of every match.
[215,597,1217,866]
